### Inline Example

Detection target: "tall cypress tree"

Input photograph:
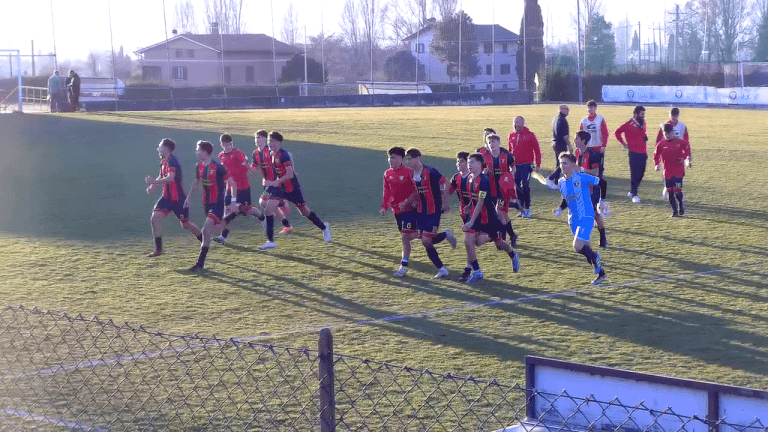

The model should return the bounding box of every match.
[516,0,544,91]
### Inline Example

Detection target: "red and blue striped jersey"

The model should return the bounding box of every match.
[481,148,514,199]
[160,155,185,201]
[252,146,276,186]
[272,148,300,193]
[468,173,498,224]
[413,165,445,215]
[449,173,472,215]
[197,160,227,205]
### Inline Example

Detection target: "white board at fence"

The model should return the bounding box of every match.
[602,85,768,105]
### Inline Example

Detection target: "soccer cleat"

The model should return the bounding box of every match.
[671,212,680,217]
[258,241,277,250]
[393,266,407,277]
[445,229,457,249]
[322,222,331,243]
[459,268,472,282]
[594,251,601,273]
[187,264,203,272]
[598,200,610,215]
[631,195,641,203]
[591,269,606,285]
[510,234,518,248]
[147,249,163,257]
[627,191,633,199]
[394,266,408,277]
[433,267,449,279]
[662,186,668,199]
[679,200,685,216]
[523,209,531,218]
[465,270,484,284]
[512,251,520,273]
[546,178,558,190]
[599,238,608,248]
[553,207,563,217]
[279,226,293,234]
[212,235,227,244]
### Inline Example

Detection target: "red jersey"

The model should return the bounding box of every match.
[271,148,301,193]
[218,148,250,190]
[160,155,185,201]
[482,148,514,199]
[508,127,542,166]
[449,172,472,216]
[413,165,446,215]
[252,146,276,186]
[381,165,416,215]
[654,138,690,179]
[498,172,517,202]
[615,118,648,153]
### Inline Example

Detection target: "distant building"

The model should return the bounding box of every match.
[404,20,521,90]
[135,23,300,87]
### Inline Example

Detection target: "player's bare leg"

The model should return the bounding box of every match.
[394,232,418,277]
[421,235,448,278]
[573,236,605,284]
[297,204,331,243]
[462,231,483,283]
[190,218,224,271]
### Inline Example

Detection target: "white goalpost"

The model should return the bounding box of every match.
[0,49,23,112]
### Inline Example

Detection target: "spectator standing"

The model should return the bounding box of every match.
[67,70,81,111]
[47,70,66,112]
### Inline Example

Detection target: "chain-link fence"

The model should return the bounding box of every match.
[1,305,765,431]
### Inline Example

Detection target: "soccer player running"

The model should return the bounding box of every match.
[482,133,519,245]
[213,134,265,244]
[450,151,478,281]
[250,130,292,232]
[145,138,202,257]
[185,141,238,272]
[580,100,611,214]
[557,152,606,285]
[655,107,692,198]
[405,147,455,278]
[547,104,572,189]
[259,131,331,249]
[574,131,609,248]
[508,116,542,218]
[654,123,691,217]
[462,153,521,284]
[380,146,421,277]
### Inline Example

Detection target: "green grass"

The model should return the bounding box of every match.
[1,104,768,399]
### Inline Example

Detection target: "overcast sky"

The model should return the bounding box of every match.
[2,0,674,63]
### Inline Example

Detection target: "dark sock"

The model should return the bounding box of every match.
[433,232,447,244]
[266,216,274,242]
[281,219,291,227]
[675,191,683,204]
[579,245,596,266]
[196,234,203,242]
[256,213,265,221]
[463,265,472,274]
[500,230,507,240]
[307,212,325,230]
[599,228,607,245]
[154,237,162,250]
[508,251,516,259]
[505,221,516,238]
[223,213,237,224]
[401,257,409,267]
[471,260,480,271]
[195,246,209,267]
[668,192,678,213]
[425,246,443,269]
[560,199,567,210]
[222,229,230,239]
[600,179,608,200]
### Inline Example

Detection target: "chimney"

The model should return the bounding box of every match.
[211,22,219,36]
[172,29,178,35]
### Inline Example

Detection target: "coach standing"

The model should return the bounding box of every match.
[508,116,542,217]
[67,70,81,111]
[614,106,648,203]
[547,105,572,189]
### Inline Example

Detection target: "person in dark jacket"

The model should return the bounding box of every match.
[547,105,572,189]
[67,70,81,111]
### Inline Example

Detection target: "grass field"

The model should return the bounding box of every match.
[1,104,768,396]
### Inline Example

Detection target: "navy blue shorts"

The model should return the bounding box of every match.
[225,187,252,206]
[590,186,600,210]
[461,213,471,225]
[417,212,441,238]
[395,210,418,233]
[266,186,306,207]
[469,218,502,241]
[205,202,225,224]
[154,197,189,221]
[665,177,683,189]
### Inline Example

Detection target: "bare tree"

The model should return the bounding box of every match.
[203,0,246,34]
[714,0,748,62]
[387,0,431,48]
[174,0,197,33]
[340,0,362,50]
[360,0,389,50]
[281,2,300,45]
[434,0,457,20]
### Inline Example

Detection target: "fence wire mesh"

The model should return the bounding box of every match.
[1,305,765,431]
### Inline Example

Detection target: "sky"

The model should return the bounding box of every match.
[1,0,675,66]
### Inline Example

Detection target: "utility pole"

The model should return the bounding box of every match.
[31,40,35,76]
[638,21,642,70]
[577,0,582,102]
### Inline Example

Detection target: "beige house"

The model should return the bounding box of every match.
[135,23,300,87]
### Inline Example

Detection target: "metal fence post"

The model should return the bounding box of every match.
[318,327,335,432]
